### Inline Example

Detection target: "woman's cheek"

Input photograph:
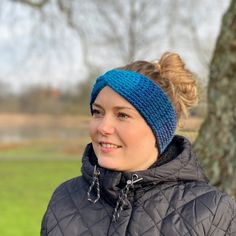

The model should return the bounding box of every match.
[89,120,97,139]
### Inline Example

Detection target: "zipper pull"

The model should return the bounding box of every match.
[126,174,143,186]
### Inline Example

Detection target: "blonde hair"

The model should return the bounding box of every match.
[117,52,198,123]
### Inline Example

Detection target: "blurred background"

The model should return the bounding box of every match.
[0,0,232,235]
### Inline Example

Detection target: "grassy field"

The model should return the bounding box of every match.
[0,140,89,235]
[0,161,81,236]
[0,114,203,236]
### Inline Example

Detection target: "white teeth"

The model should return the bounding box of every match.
[100,143,120,148]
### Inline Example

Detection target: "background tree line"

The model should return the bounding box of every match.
[0,79,91,114]
[0,77,208,116]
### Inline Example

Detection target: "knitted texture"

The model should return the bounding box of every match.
[90,69,177,153]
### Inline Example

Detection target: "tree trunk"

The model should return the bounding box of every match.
[194,0,236,196]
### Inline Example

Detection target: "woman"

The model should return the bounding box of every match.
[41,52,236,235]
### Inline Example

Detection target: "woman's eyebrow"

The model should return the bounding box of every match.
[93,103,135,111]
[114,106,135,111]
[92,103,103,109]
[92,103,135,111]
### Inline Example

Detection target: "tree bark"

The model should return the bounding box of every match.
[194,0,236,196]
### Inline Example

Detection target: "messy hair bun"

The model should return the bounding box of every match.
[117,52,198,122]
[153,52,198,120]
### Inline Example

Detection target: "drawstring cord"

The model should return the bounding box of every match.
[87,168,143,223]
[87,165,101,204]
[112,174,143,222]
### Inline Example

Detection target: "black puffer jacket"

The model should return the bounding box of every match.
[41,136,236,236]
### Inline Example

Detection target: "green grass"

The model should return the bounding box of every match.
[0,146,71,160]
[0,160,82,236]
[0,140,87,161]
[0,139,85,235]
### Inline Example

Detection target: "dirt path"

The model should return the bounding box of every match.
[0,113,90,128]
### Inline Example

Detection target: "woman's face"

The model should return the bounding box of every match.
[89,86,158,172]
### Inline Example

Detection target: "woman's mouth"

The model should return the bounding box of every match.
[99,142,122,153]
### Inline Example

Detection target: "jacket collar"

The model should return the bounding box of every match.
[82,135,208,205]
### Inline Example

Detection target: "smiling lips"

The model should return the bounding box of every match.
[99,142,122,153]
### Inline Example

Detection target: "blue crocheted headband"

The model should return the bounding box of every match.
[90,69,177,154]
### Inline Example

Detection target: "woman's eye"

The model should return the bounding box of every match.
[92,109,102,116]
[118,112,129,120]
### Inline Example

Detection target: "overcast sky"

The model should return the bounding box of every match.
[0,0,231,92]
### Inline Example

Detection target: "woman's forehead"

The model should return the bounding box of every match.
[94,86,134,109]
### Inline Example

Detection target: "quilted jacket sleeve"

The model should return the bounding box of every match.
[209,193,236,235]
[41,211,48,236]
[40,204,60,236]
[40,179,72,236]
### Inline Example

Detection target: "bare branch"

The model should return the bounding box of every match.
[55,0,96,71]
[11,0,50,9]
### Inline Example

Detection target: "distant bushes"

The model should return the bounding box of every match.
[0,82,91,115]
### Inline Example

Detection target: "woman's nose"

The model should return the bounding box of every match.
[97,117,115,135]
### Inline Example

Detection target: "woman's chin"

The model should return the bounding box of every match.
[97,157,121,171]
[98,158,115,169]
